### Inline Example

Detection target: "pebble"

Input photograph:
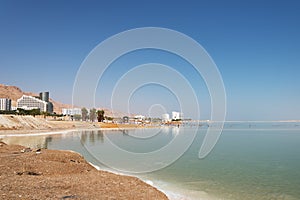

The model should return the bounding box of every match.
[20,148,31,153]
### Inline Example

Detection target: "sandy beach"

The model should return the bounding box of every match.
[0,115,169,199]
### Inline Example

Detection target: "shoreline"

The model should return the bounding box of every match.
[0,120,175,199]
[0,114,163,136]
[0,115,213,199]
[0,126,163,137]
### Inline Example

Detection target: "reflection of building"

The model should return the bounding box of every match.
[162,113,170,123]
[0,98,11,111]
[17,92,53,113]
[171,127,180,135]
[172,111,183,120]
[62,108,82,116]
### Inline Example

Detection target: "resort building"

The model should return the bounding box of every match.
[62,108,82,116]
[39,92,53,113]
[0,98,12,111]
[162,113,170,123]
[11,106,17,111]
[17,92,53,113]
[172,111,183,120]
[134,115,145,121]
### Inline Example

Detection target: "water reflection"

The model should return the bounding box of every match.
[0,127,183,150]
[1,135,53,149]
[80,130,104,144]
[171,127,180,135]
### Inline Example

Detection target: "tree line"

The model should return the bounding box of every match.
[73,108,112,122]
[0,107,113,122]
[0,108,63,117]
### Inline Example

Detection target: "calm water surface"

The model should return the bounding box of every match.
[2,122,300,200]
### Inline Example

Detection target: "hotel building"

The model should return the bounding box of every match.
[162,113,170,123]
[17,92,53,113]
[62,108,82,116]
[172,111,183,120]
[0,98,12,111]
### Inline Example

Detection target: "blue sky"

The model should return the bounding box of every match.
[0,0,299,120]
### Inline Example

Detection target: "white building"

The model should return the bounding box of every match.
[161,113,170,123]
[172,111,183,120]
[17,95,49,112]
[134,115,145,121]
[0,98,11,111]
[62,108,82,116]
[11,106,17,111]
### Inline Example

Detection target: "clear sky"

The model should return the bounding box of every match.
[0,0,299,120]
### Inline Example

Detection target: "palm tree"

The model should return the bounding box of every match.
[97,110,105,122]
[89,108,97,122]
[81,107,88,121]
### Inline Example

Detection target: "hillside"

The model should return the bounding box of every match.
[0,84,71,114]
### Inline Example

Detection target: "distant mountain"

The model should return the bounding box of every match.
[0,84,71,114]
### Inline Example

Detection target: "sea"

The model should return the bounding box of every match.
[2,121,300,200]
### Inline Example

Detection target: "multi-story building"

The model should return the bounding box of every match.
[39,92,53,113]
[172,111,183,120]
[17,95,47,112]
[162,113,170,123]
[17,93,53,113]
[134,115,145,121]
[0,98,12,111]
[62,108,82,116]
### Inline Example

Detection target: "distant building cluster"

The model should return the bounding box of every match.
[120,115,148,124]
[16,92,53,113]
[119,112,184,125]
[0,92,54,113]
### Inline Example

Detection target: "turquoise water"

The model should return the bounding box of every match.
[2,122,300,200]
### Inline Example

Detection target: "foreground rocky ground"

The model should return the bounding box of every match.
[0,142,168,200]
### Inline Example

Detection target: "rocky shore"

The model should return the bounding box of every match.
[0,142,168,200]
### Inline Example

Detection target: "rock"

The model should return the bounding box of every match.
[20,148,31,153]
